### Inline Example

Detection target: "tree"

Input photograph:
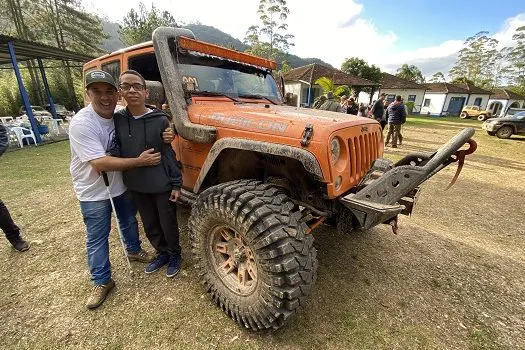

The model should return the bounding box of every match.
[119,2,178,46]
[503,26,525,96]
[395,64,425,84]
[0,0,107,108]
[429,72,446,83]
[243,0,294,61]
[340,57,381,100]
[314,77,351,97]
[449,31,501,89]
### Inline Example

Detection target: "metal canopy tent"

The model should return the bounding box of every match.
[0,34,94,143]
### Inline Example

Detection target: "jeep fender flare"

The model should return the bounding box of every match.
[152,27,217,144]
[193,138,324,193]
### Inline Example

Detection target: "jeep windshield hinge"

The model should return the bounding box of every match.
[301,123,314,147]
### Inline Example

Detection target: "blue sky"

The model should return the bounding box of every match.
[360,0,525,50]
[87,0,525,76]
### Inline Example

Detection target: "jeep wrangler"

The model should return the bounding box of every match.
[84,27,476,330]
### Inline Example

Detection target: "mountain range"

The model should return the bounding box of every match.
[101,21,333,69]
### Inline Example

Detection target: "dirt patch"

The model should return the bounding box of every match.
[0,119,523,349]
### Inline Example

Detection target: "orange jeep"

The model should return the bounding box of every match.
[84,27,476,330]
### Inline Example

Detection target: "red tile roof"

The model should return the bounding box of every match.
[380,73,425,90]
[423,83,470,94]
[489,88,525,100]
[454,82,491,94]
[283,63,378,87]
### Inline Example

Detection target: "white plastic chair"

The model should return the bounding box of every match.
[10,126,37,148]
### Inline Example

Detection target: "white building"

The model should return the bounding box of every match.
[422,83,478,116]
[487,88,525,116]
[283,63,379,107]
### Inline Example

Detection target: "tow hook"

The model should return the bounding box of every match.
[389,218,399,235]
[301,123,314,147]
[445,139,477,190]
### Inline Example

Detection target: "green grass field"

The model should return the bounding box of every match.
[1,116,524,349]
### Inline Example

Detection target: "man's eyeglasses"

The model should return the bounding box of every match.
[119,83,145,91]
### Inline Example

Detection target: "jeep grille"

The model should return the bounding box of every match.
[348,130,381,180]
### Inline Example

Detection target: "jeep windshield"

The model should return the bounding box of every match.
[175,50,282,104]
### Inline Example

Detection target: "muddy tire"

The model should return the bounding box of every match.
[189,180,317,330]
[477,114,488,121]
[487,131,495,136]
[460,112,470,119]
[496,126,513,139]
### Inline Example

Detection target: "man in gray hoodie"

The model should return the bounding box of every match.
[113,70,183,278]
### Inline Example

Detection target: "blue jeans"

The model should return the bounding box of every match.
[80,191,141,285]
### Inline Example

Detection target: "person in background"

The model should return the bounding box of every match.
[358,102,368,117]
[113,70,183,278]
[319,91,342,112]
[385,95,406,148]
[0,125,30,252]
[346,97,359,115]
[339,95,348,113]
[370,93,386,125]
[381,100,391,130]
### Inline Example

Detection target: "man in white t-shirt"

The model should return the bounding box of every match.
[69,70,168,309]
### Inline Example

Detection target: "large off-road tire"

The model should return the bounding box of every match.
[189,180,317,330]
[477,114,488,121]
[496,126,513,139]
[459,112,470,119]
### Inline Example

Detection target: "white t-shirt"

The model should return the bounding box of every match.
[69,104,127,201]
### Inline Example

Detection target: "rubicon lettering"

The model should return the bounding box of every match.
[210,114,288,134]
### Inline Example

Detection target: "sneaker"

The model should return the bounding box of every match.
[86,279,115,309]
[145,254,170,274]
[128,249,155,263]
[166,255,181,278]
[391,144,398,148]
[8,237,29,252]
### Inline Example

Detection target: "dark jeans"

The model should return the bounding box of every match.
[131,191,181,257]
[0,200,21,240]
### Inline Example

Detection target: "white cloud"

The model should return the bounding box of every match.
[83,0,525,78]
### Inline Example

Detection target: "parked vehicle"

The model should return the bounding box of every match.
[19,105,52,118]
[503,107,525,118]
[84,27,477,331]
[482,111,525,138]
[460,105,492,121]
[44,104,74,119]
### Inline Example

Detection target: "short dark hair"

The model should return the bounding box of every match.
[396,95,402,102]
[119,69,146,87]
[380,93,386,97]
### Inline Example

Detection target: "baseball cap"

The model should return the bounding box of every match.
[85,70,117,90]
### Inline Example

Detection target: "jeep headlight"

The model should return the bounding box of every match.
[330,137,341,164]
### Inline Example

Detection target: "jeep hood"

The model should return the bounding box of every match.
[191,103,378,140]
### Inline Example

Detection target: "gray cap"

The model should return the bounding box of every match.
[85,70,117,90]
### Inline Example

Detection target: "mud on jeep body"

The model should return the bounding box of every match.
[84,27,476,330]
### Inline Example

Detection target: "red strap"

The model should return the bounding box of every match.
[445,139,477,191]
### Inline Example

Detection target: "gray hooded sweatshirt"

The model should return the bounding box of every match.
[112,108,182,194]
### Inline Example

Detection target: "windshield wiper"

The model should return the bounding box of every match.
[238,94,278,105]
[190,90,241,102]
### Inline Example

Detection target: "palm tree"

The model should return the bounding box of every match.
[396,64,425,84]
[314,77,351,97]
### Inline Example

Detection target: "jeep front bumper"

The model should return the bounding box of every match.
[338,128,476,230]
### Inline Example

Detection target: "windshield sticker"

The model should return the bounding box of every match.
[182,76,199,91]
[210,114,288,134]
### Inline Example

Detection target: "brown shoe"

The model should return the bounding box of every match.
[86,279,115,309]
[128,249,155,263]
